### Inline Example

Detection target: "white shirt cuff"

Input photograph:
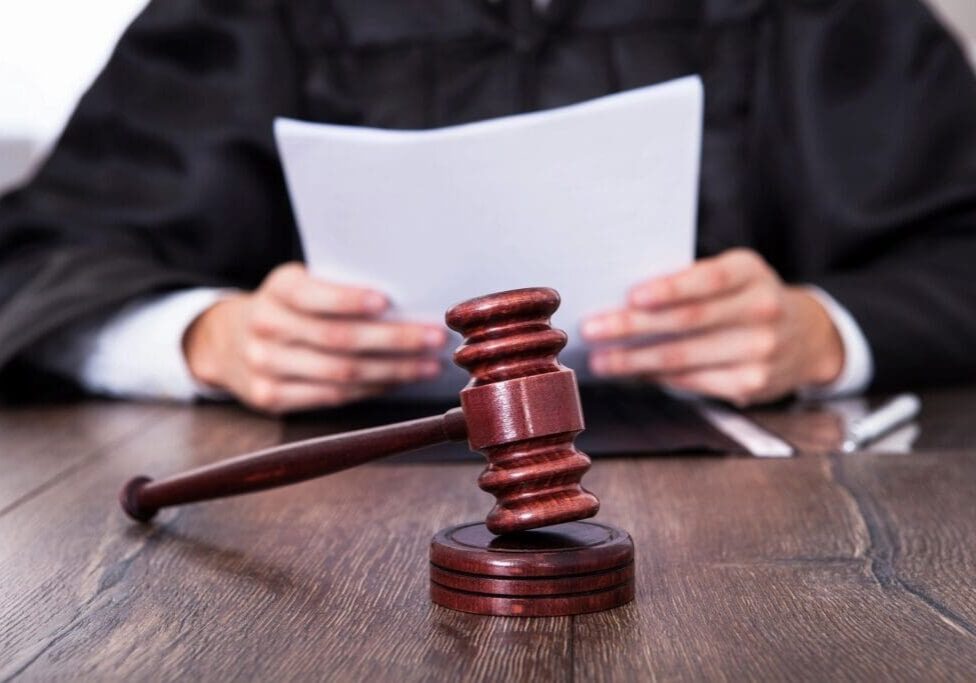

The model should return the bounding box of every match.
[30,288,233,402]
[800,286,874,398]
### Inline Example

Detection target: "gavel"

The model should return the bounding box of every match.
[120,287,634,616]
[120,287,599,534]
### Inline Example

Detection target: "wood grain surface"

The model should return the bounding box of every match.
[2,388,975,681]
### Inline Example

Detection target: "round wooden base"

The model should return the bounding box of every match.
[429,520,635,617]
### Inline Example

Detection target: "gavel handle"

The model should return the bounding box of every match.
[120,407,468,522]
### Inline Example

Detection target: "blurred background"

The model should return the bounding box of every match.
[1,0,975,194]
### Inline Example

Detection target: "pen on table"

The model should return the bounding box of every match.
[840,393,921,454]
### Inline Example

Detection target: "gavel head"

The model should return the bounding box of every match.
[446,287,600,535]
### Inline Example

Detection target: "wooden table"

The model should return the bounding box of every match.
[2,388,976,681]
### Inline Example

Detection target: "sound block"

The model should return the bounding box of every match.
[430,520,635,617]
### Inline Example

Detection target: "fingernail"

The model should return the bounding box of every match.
[364,291,388,313]
[421,360,441,376]
[581,318,605,339]
[425,328,447,347]
[630,287,655,308]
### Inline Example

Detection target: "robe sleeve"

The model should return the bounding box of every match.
[763,0,976,390]
[0,0,303,388]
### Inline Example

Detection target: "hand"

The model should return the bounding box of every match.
[183,262,447,414]
[580,248,844,406]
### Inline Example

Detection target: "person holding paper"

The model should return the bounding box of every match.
[1,0,975,412]
[581,248,852,405]
[180,264,447,410]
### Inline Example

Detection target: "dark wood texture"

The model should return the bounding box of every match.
[0,403,165,515]
[3,386,976,680]
[120,287,599,535]
[429,521,635,616]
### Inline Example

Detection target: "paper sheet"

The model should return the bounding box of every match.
[275,76,703,397]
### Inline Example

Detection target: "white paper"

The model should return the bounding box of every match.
[275,76,703,397]
[693,401,795,458]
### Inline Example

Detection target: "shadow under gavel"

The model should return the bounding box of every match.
[120,287,600,535]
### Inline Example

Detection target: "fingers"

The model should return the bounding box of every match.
[581,287,782,342]
[263,262,388,316]
[243,341,442,385]
[579,250,807,407]
[590,326,776,377]
[237,340,443,413]
[256,263,446,354]
[248,299,446,354]
[628,248,771,309]
[241,379,387,415]
[191,265,450,414]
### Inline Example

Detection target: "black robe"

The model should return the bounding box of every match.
[2,0,976,396]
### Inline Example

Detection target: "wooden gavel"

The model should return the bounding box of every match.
[120,287,600,535]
